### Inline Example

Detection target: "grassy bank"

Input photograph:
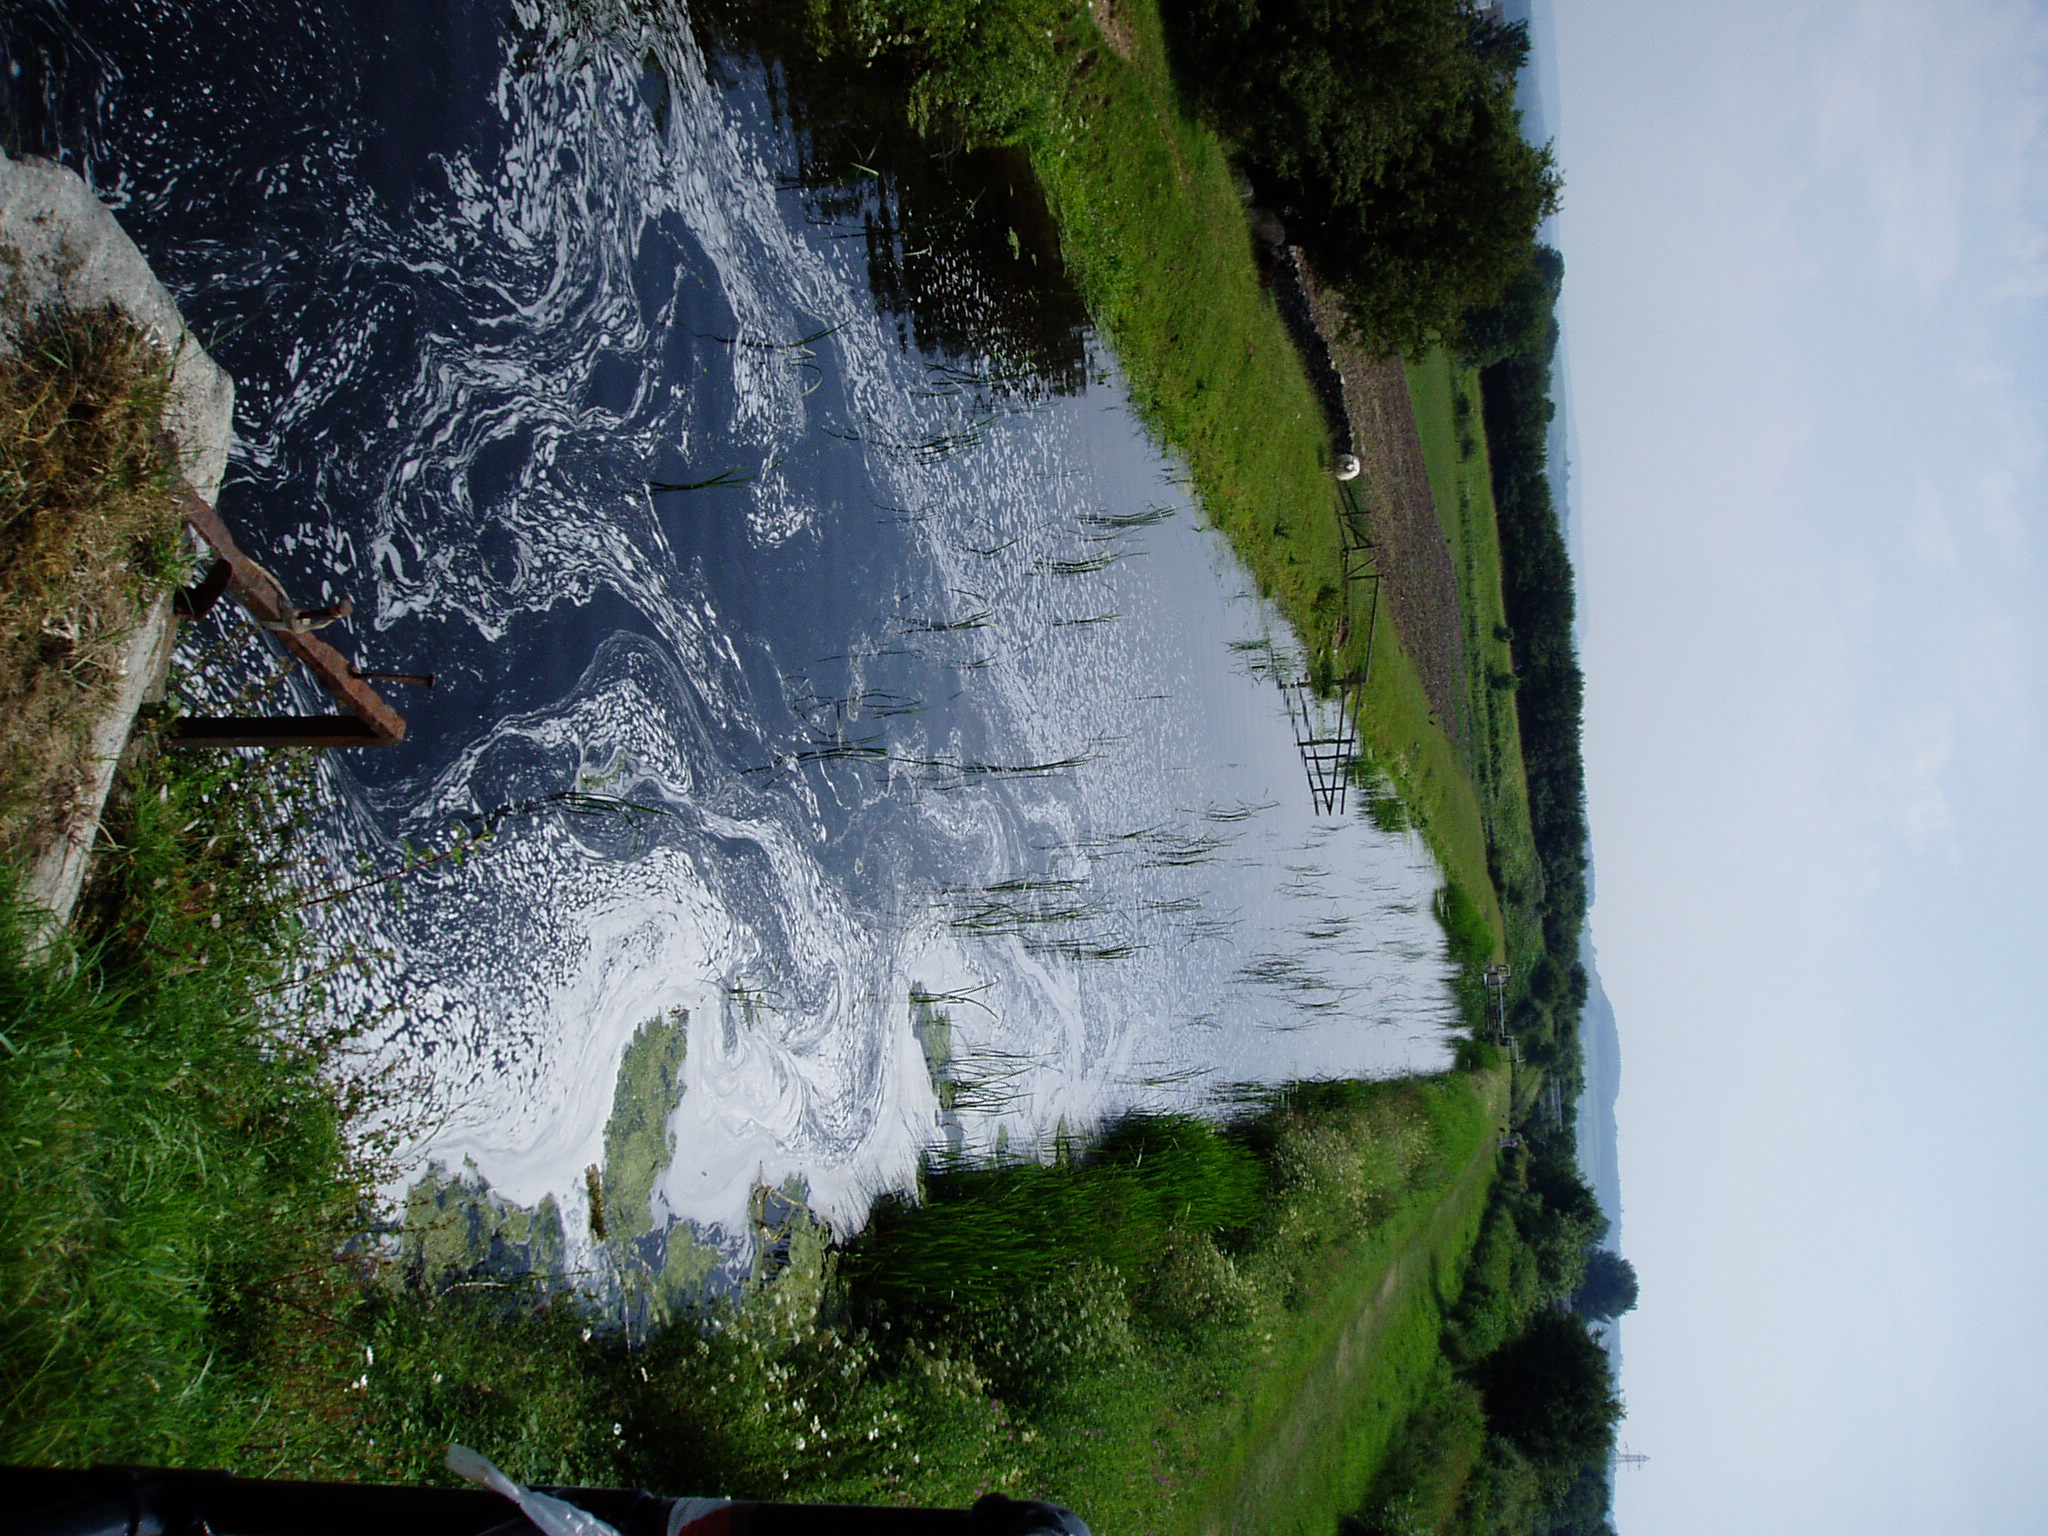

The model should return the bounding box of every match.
[759,0,1506,929]
[0,298,379,1465]
[341,1069,1508,1536]
[0,734,377,1467]
[1027,6,1503,927]
[0,300,188,867]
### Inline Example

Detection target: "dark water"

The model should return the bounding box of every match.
[2,0,1457,1256]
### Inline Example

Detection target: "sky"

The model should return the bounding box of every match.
[1551,1,2048,1531]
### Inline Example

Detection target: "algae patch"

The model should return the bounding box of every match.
[601,1005,690,1242]
[396,1006,728,1331]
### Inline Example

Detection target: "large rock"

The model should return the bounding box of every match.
[0,151,233,501]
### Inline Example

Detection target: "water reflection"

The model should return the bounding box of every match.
[691,0,1089,394]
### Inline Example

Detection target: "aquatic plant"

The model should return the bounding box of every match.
[1080,504,1177,532]
[646,466,753,493]
[1034,548,1133,576]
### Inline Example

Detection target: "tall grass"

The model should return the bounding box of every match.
[0,731,378,1467]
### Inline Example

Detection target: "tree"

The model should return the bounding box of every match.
[1469,1311,1622,1489]
[1573,1249,1639,1321]
[1459,243,1564,367]
[1161,0,1561,352]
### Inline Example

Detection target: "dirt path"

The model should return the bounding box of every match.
[1196,1072,1507,1536]
[1297,269,1470,758]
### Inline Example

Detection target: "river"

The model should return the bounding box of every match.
[3,0,1459,1283]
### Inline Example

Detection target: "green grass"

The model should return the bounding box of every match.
[1403,350,1540,961]
[0,733,378,1469]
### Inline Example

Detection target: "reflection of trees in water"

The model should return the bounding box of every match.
[850,144,1087,397]
[691,3,1089,396]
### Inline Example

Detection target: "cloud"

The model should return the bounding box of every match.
[1893,708,1959,859]
[1813,0,2048,302]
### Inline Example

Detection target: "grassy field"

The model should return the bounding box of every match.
[1402,351,1542,963]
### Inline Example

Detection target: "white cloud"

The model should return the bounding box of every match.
[1893,708,1959,859]
[1813,0,2048,302]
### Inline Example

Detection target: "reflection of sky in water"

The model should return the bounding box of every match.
[5,0,1457,1254]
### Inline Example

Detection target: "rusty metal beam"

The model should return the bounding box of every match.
[172,715,388,748]
[173,485,406,747]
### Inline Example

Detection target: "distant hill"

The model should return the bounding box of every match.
[1575,932,1622,1243]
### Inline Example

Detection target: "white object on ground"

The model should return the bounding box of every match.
[446,1443,627,1536]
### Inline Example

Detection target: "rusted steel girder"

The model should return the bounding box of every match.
[172,484,406,748]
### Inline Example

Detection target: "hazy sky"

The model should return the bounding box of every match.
[1552,1,2048,1531]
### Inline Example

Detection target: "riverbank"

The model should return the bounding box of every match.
[1,151,237,935]
[0,730,375,1466]
[1012,1,1508,949]
[732,0,1512,949]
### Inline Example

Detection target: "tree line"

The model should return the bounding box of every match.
[1341,1123,1628,1536]
[1475,243,1589,1082]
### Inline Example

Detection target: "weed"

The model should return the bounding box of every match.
[0,300,185,865]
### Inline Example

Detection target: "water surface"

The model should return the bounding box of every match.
[3,0,1459,1267]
